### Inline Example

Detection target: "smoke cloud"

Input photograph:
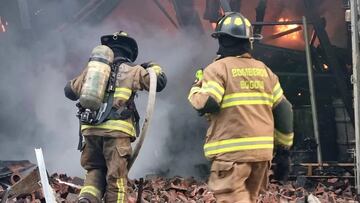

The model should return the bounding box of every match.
[0,0,215,178]
[0,0,347,179]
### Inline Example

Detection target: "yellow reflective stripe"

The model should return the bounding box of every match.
[150,65,162,75]
[221,92,274,108]
[272,82,283,103]
[201,87,222,102]
[244,18,252,27]
[114,87,132,100]
[274,130,294,147]
[205,136,273,148]
[223,92,272,100]
[204,136,274,156]
[202,81,224,102]
[207,81,225,94]
[234,17,243,25]
[116,178,125,203]
[188,86,201,100]
[115,87,132,93]
[223,17,232,25]
[272,82,281,92]
[205,144,274,156]
[80,186,101,199]
[222,100,272,108]
[81,120,135,136]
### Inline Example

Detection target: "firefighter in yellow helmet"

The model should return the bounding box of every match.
[188,13,294,203]
[64,31,167,203]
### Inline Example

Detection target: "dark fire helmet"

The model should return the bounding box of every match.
[101,31,138,62]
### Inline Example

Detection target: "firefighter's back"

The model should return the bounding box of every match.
[204,54,283,163]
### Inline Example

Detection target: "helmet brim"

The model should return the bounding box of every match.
[211,32,263,41]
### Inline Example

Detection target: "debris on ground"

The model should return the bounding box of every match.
[0,160,359,202]
[258,179,359,203]
[127,176,216,203]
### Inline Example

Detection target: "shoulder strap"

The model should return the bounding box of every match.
[94,61,122,124]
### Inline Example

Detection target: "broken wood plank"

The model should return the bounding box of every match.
[8,167,41,199]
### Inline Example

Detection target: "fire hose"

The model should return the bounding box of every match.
[128,68,157,170]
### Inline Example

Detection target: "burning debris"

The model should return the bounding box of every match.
[275,18,302,41]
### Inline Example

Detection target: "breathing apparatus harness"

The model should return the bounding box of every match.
[76,58,140,150]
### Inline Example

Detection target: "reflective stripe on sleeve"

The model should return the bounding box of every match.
[188,86,201,101]
[221,92,274,108]
[79,185,101,199]
[81,120,135,137]
[116,178,125,203]
[114,87,132,100]
[204,136,274,157]
[202,81,225,102]
[274,130,294,147]
[188,81,225,103]
[150,65,162,75]
[272,82,284,104]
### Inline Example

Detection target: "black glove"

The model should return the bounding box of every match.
[141,62,166,92]
[156,73,167,92]
[140,61,152,69]
[273,148,291,181]
[64,81,78,101]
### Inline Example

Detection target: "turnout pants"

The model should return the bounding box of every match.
[78,136,132,203]
[208,160,270,203]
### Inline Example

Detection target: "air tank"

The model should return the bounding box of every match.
[80,45,114,111]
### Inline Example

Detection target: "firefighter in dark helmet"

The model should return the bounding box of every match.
[64,31,167,203]
[188,13,294,203]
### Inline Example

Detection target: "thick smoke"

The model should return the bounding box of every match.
[0,0,348,179]
[0,0,215,178]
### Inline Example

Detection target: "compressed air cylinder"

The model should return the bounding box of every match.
[79,45,114,111]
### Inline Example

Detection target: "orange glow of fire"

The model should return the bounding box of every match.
[275,18,300,40]
[211,22,217,30]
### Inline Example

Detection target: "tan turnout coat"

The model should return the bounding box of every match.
[188,53,285,163]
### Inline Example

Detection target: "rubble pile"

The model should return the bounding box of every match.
[0,173,83,203]
[1,175,360,202]
[0,160,35,185]
[127,176,216,203]
[51,173,83,203]
[259,179,359,203]
[0,161,359,202]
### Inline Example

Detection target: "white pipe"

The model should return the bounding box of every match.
[35,148,56,203]
[302,16,323,168]
[350,0,360,194]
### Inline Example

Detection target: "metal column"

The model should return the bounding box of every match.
[254,0,267,35]
[350,0,360,194]
[304,0,355,126]
[302,16,323,168]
